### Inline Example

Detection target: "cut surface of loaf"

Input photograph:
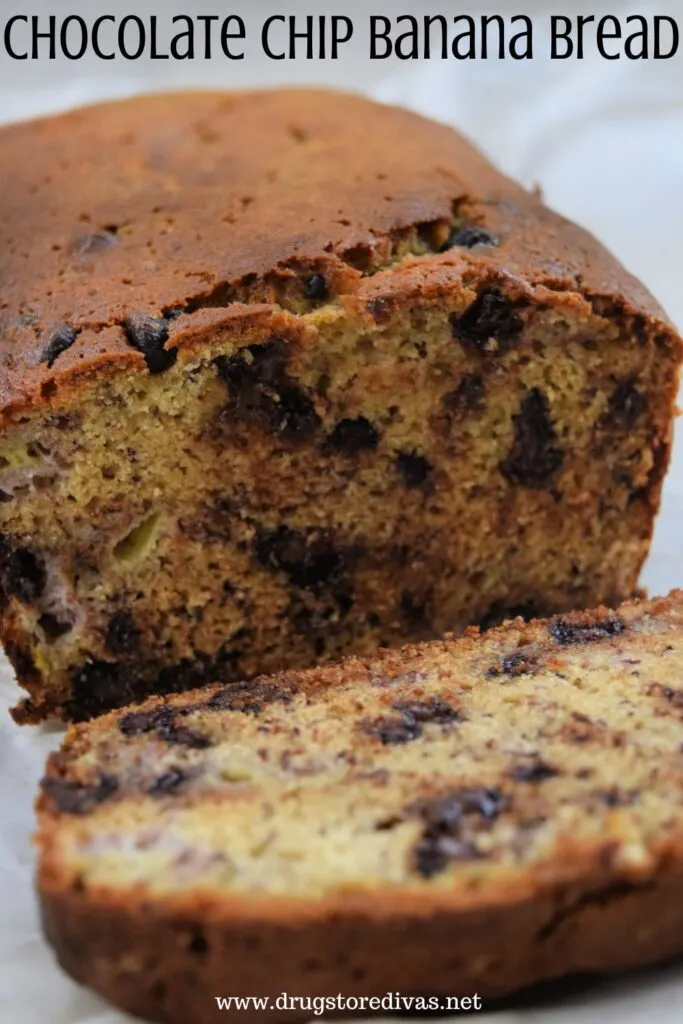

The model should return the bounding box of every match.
[1,89,681,722]
[37,591,683,1023]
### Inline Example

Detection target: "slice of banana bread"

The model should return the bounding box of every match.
[2,90,681,722]
[37,591,683,1023]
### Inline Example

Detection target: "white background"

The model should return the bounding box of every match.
[1,1,682,1021]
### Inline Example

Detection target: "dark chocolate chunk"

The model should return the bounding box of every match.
[412,788,505,878]
[254,526,345,590]
[42,773,118,815]
[215,340,320,441]
[393,697,462,725]
[442,375,485,418]
[326,417,379,454]
[0,534,46,603]
[450,287,523,353]
[105,610,141,656]
[509,760,558,783]
[440,226,499,251]
[70,660,126,720]
[118,705,176,737]
[207,679,294,715]
[123,313,178,374]
[415,835,482,877]
[38,613,73,642]
[40,324,79,368]
[602,378,646,431]
[486,647,539,678]
[421,788,507,827]
[500,389,564,488]
[549,616,625,646]
[304,273,329,301]
[396,451,433,489]
[148,767,189,796]
[365,714,422,745]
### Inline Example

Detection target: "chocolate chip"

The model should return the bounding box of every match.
[549,617,625,646]
[40,324,79,368]
[123,313,178,374]
[486,647,539,678]
[163,725,213,749]
[0,534,46,603]
[440,226,499,251]
[304,273,329,301]
[396,451,432,489]
[42,773,118,815]
[415,835,482,877]
[365,714,422,745]
[254,526,345,590]
[601,378,646,431]
[326,417,379,454]
[500,389,564,488]
[442,375,485,418]
[207,680,294,715]
[215,340,320,441]
[105,610,141,655]
[392,697,462,724]
[450,287,523,353]
[509,760,558,783]
[119,705,175,737]
[38,613,73,642]
[412,788,505,878]
[148,767,188,796]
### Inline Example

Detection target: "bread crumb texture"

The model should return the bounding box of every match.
[0,90,681,721]
[36,592,683,1022]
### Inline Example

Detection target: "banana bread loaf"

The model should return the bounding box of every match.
[1,90,681,722]
[37,590,683,1023]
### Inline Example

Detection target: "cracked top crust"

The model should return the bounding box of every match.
[0,88,673,418]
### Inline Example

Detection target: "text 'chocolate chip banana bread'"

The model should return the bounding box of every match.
[1,89,681,722]
[37,591,683,1023]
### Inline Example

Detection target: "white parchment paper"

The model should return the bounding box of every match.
[1,4,683,1020]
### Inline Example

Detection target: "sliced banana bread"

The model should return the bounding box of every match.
[37,590,683,1023]
[1,90,681,722]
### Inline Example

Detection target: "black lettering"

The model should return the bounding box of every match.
[452,16,475,59]
[4,15,27,59]
[369,15,392,59]
[149,16,168,60]
[197,15,218,60]
[118,15,145,60]
[550,15,573,59]
[60,15,88,60]
[510,15,533,59]
[482,15,505,59]
[425,15,448,59]
[395,15,418,60]
[289,15,314,60]
[654,15,679,58]
[92,15,115,60]
[576,15,595,59]
[262,14,285,60]
[331,15,352,57]
[596,15,621,59]
[171,15,193,60]
[31,15,56,60]
[221,16,245,59]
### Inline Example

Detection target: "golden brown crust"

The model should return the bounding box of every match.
[35,590,683,1020]
[0,88,677,423]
